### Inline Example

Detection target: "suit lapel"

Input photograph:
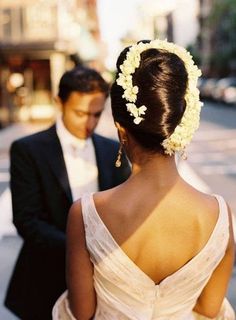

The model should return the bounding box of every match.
[92,134,111,191]
[44,125,73,203]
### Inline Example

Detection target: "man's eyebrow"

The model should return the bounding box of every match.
[74,109,103,115]
[74,109,89,114]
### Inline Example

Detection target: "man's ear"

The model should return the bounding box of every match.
[54,96,63,112]
[54,96,62,106]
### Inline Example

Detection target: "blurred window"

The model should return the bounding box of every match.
[0,4,57,42]
[1,8,11,39]
[23,4,57,40]
[0,7,23,41]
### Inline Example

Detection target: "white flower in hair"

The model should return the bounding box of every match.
[116,39,203,156]
[126,103,147,124]
[123,86,139,102]
[116,74,132,89]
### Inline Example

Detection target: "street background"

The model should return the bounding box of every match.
[0,100,236,319]
[1,0,236,318]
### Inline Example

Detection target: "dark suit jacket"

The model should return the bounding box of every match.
[5,125,130,320]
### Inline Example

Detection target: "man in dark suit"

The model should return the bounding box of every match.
[5,66,130,320]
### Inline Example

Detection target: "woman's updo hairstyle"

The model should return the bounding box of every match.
[110,40,188,154]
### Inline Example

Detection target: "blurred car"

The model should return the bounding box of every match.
[212,77,236,103]
[212,78,229,101]
[222,77,236,105]
[200,78,218,100]
[198,78,207,98]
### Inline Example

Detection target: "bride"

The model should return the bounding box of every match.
[53,39,235,319]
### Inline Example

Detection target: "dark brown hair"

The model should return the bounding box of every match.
[58,66,109,103]
[110,41,188,153]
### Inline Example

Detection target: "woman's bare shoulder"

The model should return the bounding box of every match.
[66,200,85,239]
[68,199,83,219]
[93,185,124,207]
[181,180,220,214]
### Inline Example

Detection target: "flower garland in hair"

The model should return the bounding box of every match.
[116,39,203,156]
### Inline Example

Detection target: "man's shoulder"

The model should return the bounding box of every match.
[93,133,119,148]
[12,125,56,148]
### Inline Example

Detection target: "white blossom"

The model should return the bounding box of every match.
[116,39,203,151]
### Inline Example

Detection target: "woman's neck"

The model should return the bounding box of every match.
[130,153,180,188]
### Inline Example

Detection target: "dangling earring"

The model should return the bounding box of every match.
[180,149,187,160]
[115,144,122,167]
[115,139,126,167]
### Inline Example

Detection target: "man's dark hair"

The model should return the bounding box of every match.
[58,66,110,103]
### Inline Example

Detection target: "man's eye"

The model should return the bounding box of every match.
[75,111,86,117]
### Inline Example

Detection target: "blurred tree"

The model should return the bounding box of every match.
[208,0,236,76]
[186,44,201,67]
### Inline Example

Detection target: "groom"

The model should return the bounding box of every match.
[5,66,130,320]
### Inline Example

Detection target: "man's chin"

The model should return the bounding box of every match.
[71,129,93,140]
[78,135,87,140]
[70,132,86,140]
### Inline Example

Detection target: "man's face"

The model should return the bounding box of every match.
[61,91,106,139]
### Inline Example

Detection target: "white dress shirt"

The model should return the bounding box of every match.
[56,116,98,201]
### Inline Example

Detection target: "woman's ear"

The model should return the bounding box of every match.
[115,122,127,142]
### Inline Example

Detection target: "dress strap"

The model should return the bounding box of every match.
[80,193,93,231]
[213,194,229,228]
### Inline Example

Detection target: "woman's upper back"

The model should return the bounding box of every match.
[81,185,230,319]
[91,178,221,285]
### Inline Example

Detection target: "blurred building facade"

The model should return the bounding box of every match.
[120,1,175,48]
[120,0,199,52]
[0,0,103,128]
[198,0,215,76]
[197,0,236,77]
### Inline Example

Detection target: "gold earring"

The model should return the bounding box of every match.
[115,144,122,168]
[115,139,127,168]
[180,149,187,160]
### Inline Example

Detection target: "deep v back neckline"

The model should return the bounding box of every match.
[88,193,224,287]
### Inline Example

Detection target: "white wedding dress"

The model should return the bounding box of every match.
[53,193,235,320]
